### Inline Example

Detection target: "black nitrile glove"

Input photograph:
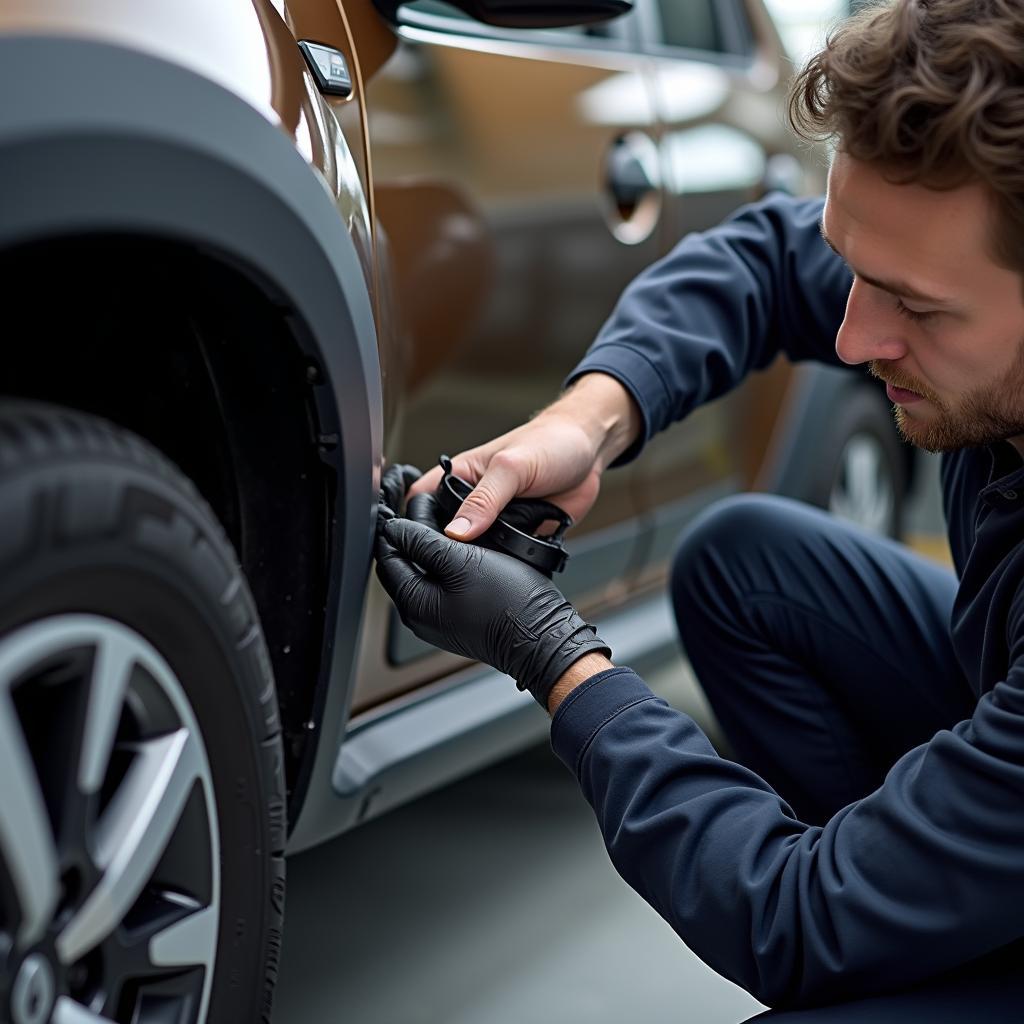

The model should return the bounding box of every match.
[375,516,611,708]
[380,463,423,517]
[406,492,447,532]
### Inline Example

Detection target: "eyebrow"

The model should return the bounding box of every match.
[819,227,955,307]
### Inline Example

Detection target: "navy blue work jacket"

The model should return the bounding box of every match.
[553,193,1024,1007]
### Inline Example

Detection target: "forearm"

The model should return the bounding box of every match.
[539,372,642,472]
[564,195,851,459]
[551,665,1024,1008]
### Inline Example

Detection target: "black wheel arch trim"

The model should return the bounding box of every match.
[0,35,383,850]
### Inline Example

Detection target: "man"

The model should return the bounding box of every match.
[375,0,1024,1009]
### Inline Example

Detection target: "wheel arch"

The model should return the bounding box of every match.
[0,35,383,835]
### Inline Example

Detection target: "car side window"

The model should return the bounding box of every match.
[400,0,472,21]
[656,0,718,51]
[397,0,636,51]
[651,0,754,59]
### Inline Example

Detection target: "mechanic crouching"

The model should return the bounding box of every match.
[376,0,1024,1011]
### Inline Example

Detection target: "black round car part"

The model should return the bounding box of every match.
[435,455,571,576]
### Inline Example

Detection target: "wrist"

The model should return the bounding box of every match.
[546,373,642,472]
[545,652,615,715]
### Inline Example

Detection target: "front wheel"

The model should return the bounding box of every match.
[0,403,285,1024]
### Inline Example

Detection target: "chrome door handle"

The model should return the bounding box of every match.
[606,134,657,213]
[602,131,661,243]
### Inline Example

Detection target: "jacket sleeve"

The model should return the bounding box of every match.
[566,193,853,464]
[550,652,1024,1007]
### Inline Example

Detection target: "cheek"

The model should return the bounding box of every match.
[916,324,1013,397]
[909,337,964,396]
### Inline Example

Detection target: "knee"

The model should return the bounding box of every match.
[669,494,799,627]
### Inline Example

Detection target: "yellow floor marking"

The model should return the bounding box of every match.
[906,533,954,568]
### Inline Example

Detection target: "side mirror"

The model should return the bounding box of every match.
[375,0,633,30]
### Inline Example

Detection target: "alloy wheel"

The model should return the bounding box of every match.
[0,615,219,1024]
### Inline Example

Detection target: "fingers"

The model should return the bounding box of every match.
[444,452,527,540]
[403,450,522,541]
[406,493,446,532]
[407,463,444,500]
[380,463,423,515]
[374,526,423,600]
[383,516,465,578]
[541,472,601,527]
[407,451,483,500]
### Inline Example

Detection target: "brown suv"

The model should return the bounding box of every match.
[0,1,904,1021]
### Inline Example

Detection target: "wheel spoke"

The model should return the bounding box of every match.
[53,995,116,1024]
[57,729,201,964]
[149,905,219,969]
[78,630,137,795]
[847,443,878,509]
[830,435,894,535]
[0,688,59,946]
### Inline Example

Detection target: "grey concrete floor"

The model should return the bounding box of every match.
[273,698,763,1024]
[273,456,948,1024]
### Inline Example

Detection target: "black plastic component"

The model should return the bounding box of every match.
[298,40,353,97]
[434,455,571,576]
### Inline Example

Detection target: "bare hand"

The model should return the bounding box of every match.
[407,413,603,541]
[408,374,642,541]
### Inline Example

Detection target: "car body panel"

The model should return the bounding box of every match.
[285,0,382,299]
[350,8,671,708]
[0,0,378,296]
[0,0,281,124]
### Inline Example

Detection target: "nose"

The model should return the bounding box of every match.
[834,278,908,366]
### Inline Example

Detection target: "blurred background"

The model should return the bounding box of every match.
[762,0,847,64]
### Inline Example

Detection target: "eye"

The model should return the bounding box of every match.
[895,298,938,324]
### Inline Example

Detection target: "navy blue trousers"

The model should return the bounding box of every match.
[671,494,972,827]
[670,494,1024,1020]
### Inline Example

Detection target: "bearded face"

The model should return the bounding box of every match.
[823,153,1024,461]
[869,346,1024,453]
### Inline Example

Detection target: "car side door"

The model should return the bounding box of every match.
[353,0,663,709]
[625,0,817,587]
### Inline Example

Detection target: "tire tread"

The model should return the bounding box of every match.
[0,398,286,1022]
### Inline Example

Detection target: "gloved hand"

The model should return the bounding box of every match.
[375,515,611,707]
[380,462,423,517]
[383,459,571,548]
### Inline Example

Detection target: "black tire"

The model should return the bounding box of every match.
[0,401,284,1024]
[807,385,907,539]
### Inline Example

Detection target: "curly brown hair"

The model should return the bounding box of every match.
[789,0,1024,273]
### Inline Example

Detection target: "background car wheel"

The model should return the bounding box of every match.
[810,385,907,539]
[0,402,285,1024]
